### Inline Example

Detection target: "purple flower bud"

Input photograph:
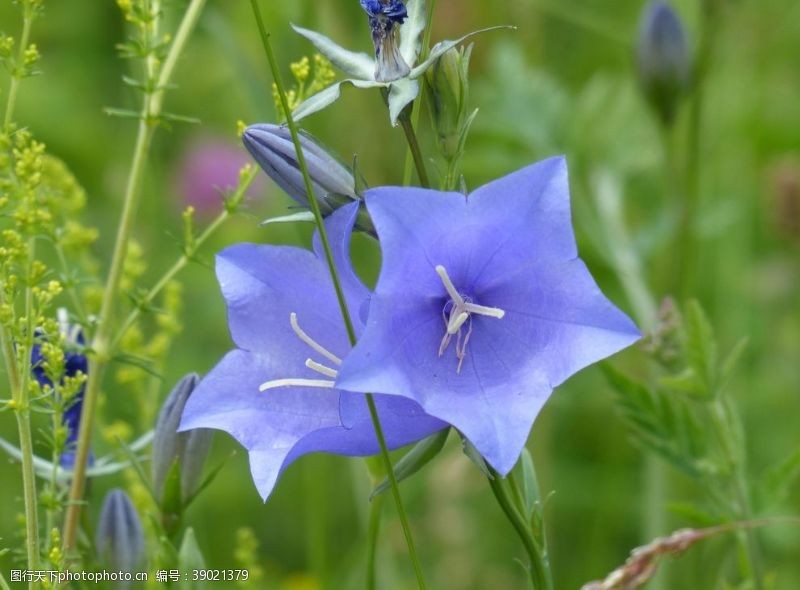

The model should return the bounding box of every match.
[95,489,145,577]
[360,0,411,82]
[242,123,357,215]
[636,1,692,124]
[152,373,213,505]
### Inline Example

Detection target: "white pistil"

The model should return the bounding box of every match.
[259,313,341,392]
[435,264,505,373]
[259,378,335,392]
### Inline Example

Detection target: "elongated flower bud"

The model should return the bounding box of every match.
[152,373,213,506]
[95,489,145,580]
[242,124,357,215]
[636,1,691,124]
[360,0,410,82]
[425,45,473,162]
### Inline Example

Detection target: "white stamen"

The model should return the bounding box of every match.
[435,265,465,306]
[259,378,335,392]
[290,312,342,366]
[435,264,506,374]
[305,358,338,378]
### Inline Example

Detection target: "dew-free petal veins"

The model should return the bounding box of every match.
[336,158,641,475]
[179,202,446,500]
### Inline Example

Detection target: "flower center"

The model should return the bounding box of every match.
[435,265,505,374]
[259,313,339,392]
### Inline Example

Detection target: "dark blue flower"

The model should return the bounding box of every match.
[31,315,90,468]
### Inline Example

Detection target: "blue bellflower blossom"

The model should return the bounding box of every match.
[179,202,447,500]
[30,312,90,468]
[336,158,641,474]
[360,0,410,82]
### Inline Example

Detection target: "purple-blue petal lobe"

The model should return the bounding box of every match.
[180,202,446,499]
[336,158,641,474]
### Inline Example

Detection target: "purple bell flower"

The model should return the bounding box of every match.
[336,158,641,474]
[179,202,447,500]
[360,0,411,82]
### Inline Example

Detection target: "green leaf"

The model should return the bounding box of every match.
[666,502,721,528]
[400,0,427,66]
[178,528,208,590]
[461,434,492,478]
[409,26,513,79]
[0,570,10,590]
[720,337,748,389]
[658,369,707,398]
[756,449,800,509]
[103,107,142,119]
[684,300,717,391]
[292,24,374,80]
[518,447,541,520]
[259,211,315,226]
[371,428,450,499]
[387,77,420,126]
[182,450,235,509]
[293,78,381,122]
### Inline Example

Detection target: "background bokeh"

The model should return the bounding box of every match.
[1,1,798,588]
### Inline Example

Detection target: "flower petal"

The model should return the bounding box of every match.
[399,0,426,66]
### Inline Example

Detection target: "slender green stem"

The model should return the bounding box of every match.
[366,490,386,590]
[709,399,764,590]
[249,2,427,587]
[111,168,255,352]
[401,0,437,187]
[61,0,207,554]
[399,115,430,188]
[487,470,551,590]
[14,233,41,589]
[2,9,33,130]
[3,8,42,584]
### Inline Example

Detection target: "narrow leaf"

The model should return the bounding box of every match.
[409,27,513,79]
[293,78,381,122]
[371,428,450,499]
[292,24,374,80]
[400,0,427,65]
[260,211,316,226]
[178,528,208,589]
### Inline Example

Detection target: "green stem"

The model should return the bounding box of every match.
[3,8,41,585]
[61,0,207,554]
[401,0,437,187]
[249,2,427,587]
[2,8,33,130]
[487,470,551,590]
[399,114,430,188]
[110,168,255,352]
[709,399,764,590]
[366,493,385,590]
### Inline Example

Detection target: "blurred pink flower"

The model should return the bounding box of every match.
[175,137,264,216]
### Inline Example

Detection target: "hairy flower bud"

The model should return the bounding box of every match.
[425,45,473,162]
[242,124,357,215]
[636,1,691,124]
[152,373,213,506]
[95,489,145,580]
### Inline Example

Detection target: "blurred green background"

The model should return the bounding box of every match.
[1,0,798,588]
